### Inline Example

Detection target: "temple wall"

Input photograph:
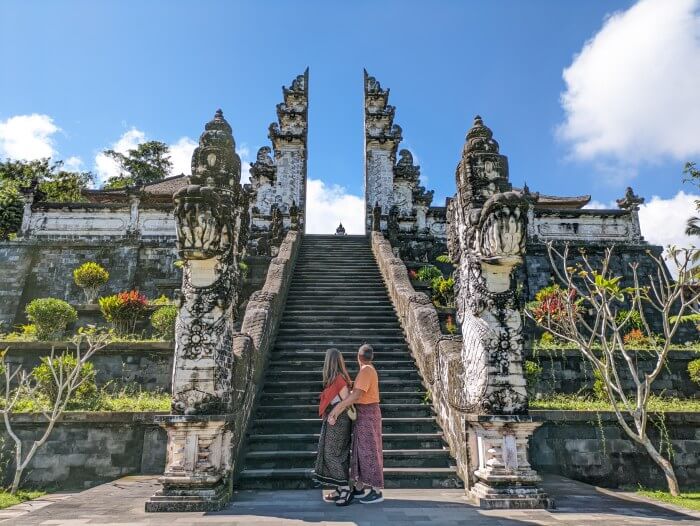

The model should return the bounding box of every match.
[0,238,180,329]
[4,410,698,490]
[531,410,700,489]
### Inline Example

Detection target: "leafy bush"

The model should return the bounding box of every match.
[25,298,77,340]
[151,305,177,340]
[445,315,457,335]
[0,181,23,241]
[615,309,644,330]
[150,294,172,306]
[32,353,97,408]
[99,290,149,335]
[592,367,607,400]
[539,331,556,347]
[431,276,455,307]
[688,358,700,386]
[1,324,37,342]
[239,261,249,279]
[416,265,442,282]
[528,284,577,325]
[523,359,543,394]
[623,328,650,347]
[73,262,109,303]
[436,254,452,264]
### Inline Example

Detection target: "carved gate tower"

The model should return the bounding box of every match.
[448,116,551,508]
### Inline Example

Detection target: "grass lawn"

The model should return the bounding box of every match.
[0,490,45,510]
[530,394,700,412]
[637,488,700,512]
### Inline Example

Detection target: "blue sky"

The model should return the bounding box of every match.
[1,0,699,239]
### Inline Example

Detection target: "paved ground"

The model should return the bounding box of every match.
[2,475,700,525]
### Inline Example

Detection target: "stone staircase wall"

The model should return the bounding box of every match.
[370,232,474,487]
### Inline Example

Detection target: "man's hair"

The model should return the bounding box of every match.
[358,343,374,362]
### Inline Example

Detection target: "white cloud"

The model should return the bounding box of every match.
[585,200,614,210]
[305,178,365,234]
[0,114,59,160]
[94,128,146,185]
[639,191,699,250]
[238,144,251,184]
[169,137,197,176]
[559,0,700,167]
[63,156,83,171]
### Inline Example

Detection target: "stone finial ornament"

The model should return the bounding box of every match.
[616,186,645,211]
[335,222,346,236]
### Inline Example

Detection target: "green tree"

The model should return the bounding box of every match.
[684,162,700,236]
[0,181,23,240]
[0,158,92,202]
[102,141,172,189]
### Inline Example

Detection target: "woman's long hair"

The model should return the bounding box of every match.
[322,348,351,388]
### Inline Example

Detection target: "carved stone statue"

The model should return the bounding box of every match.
[372,202,382,232]
[448,116,550,509]
[147,109,247,512]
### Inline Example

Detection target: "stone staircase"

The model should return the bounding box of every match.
[237,234,462,489]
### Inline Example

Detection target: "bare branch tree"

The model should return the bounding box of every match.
[1,329,110,494]
[526,243,700,496]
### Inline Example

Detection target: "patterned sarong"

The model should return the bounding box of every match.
[350,403,384,488]
[312,403,351,488]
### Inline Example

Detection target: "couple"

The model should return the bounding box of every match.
[313,344,384,506]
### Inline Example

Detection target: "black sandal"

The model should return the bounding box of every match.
[335,488,354,507]
[323,489,341,503]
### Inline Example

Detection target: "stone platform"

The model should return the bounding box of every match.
[3,474,699,525]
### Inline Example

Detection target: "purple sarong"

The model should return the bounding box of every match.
[350,403,384,488]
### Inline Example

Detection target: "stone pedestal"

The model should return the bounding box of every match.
[467,414,553,509]
[145,415,234,512]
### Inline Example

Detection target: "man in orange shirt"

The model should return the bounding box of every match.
[328,344,384,504]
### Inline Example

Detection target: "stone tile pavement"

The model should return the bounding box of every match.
[2,474,700,525]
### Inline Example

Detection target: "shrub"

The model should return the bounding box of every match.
[73,262,109,303]
[688,358,700,386]
[150,294,172,306]
[416,265,442,282]
[528,284,577,325]
[592,367,607,400]
[408,269,418,280]
[25,298,77,340]
[151,305,177,340]
[32,353,97,408]
[436,254,452,264]
[623,328,650,347]
[431,276,455,307]
[523,359,543,394]
[239,261,249,279]
[539,331,556,347]
[615,309,644,330]
[445,315,457,335]
[99,290,149,335]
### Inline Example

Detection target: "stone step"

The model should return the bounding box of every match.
[275,336,408,353]
[264,370,419,382]
[246,433,447,452]
[270,349,412,359]
[262,379,423,393]
[281,306,396,313]
[243,449,452,470]
[267,359,415,370]
[280,316,400,325]
[251,417,437,435]
[276,327,404,336]
[236,467,463,490]
[259,391,427,405]
[256,404,433,419]
[279,324,402,334]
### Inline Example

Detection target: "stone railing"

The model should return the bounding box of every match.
[370,232,471,485]
[227,229,301,477]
